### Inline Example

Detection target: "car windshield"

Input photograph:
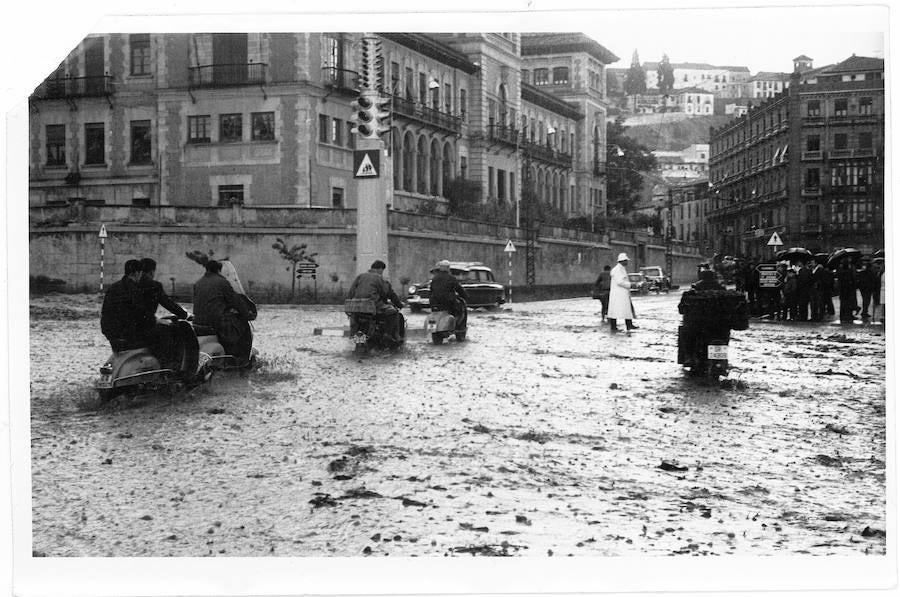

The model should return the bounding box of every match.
[628,274,643,281]
[642,268,661,277]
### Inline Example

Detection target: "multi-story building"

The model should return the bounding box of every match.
[28,32,617,226]
[653,144,709,181]
[707,55,884,256]
[669,178,712,250]
[643,61,749,96]
[670,87,714,115]
[747,71,791,99]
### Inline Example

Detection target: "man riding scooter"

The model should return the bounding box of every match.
[101,259,148,353]
[347,260,405,349]
[430,260,468,326]
[138,257,189,373]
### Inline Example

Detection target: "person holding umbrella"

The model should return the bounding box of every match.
[836,256,858,323]
[857,260,878,321]
[810,255,833,322]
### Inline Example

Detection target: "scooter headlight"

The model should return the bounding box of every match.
[408,286,417,295]
[99,364,113,375]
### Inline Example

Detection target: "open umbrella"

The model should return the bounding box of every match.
[814,252,830,265]
[775,247,812,262]
[827,247,863,268]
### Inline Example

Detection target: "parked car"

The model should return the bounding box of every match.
[639,266,672,293]
[627,272,650,295]
[407,262,506,311]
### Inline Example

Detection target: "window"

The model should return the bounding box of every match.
[390,61,400,94]
[521,69,530,84]
[807,100,821,117]
[806,204,820,224]
[805,168,820,188]
[834,133,848,150]
[488,167,495,198]
[130,120,152,164]
[345,121,354,148]
[318,114,329,143]
[188,115,211,143]
[497,168,505,200]
[418,72,427,103]
[251,112,274,141]
[404,67,414,99]
[130,34,151,76]
[444,83,452,114]
[552,67,569,85]
[533,68,549,86]
[46,124,65,166]
[218,184,244,206]
[219,114,242,143]
[84,123,105,165]
[510,172,516,202]
[430,84,439,109]
[859,97,873,115]
[806,135,820,151]
[834,98,848,117]
[460,156,467,179]
[858,132,873,148]
[460,89,467,118]
[331,187,344,208]
[331,118,342,146]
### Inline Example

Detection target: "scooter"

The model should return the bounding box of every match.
[94,317,256,401]
[677,324,731,379]
[425,299,468,344]
[676,289,749,380]
[344,299,406,356]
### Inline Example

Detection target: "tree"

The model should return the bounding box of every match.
[605,117,658,214]
[657,53,675,97]
[271,238,318,302]
[624,50,647,96]
[444,178,483,219]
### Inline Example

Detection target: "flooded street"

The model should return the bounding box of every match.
[29,292,886,557]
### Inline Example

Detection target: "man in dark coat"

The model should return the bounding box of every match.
[347,260,404,344]
[429,260,468,324]
[857,261,878,321]
[810,259,833,322]
[193,260,253,364]
[593,265,612,321]
[100,259,147,352]
[137,258,188,371]
[836,258,858,323]
[795,262,813,321]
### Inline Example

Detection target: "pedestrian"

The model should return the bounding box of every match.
[746,260,760,314]
[782,269,798,321]
[856,261,878,321]
[795,261,813,321]
[608,253,637,333]
[592,265,611,321]
[811,258,832,322]
[872,258,885,323]
[836,258,858,324]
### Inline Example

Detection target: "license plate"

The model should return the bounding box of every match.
[353,334,368,344]
[426,321,436,331]
[707,345,728,360]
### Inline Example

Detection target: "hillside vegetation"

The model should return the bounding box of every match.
[622,114,734,152]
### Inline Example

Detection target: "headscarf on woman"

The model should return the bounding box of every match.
[219,260,246,295]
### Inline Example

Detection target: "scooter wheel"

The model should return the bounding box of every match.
[431,333,444,345]
[97,388,116,403]
[354,342,368,356]
[455,331,466,342]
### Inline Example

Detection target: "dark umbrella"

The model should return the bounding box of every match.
[775,247,813,262]
[814,252,830,265]
[827,248,863,268]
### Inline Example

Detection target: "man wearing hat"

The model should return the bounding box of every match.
[429,260,468,325]
[347,260,405,346]
[608,253,638,333]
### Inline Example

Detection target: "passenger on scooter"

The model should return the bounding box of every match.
[347,260,404,346]
[101,259,151,352]
[691,269,725,292]
[429,260,468,322]
[138,258,189,371]
[193,260,254,366]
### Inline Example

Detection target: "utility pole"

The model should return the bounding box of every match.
[665,187,674,277]
[521,132,537,289]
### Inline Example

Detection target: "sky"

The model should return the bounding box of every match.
[587,5,886,74]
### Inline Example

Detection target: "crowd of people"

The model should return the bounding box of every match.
[727,255,885,324]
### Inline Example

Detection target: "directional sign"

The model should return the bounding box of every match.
[296,262,320,269]
[767,231,784,247]
[756,263,783,288]
[353,150,380,178]
[98,224,107,238]
[504,240,516,253]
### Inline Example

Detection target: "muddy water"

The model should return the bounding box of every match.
[28,293,886,556]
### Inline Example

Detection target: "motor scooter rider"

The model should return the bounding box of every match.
[691,269,724,291]
[429,260,468,324]
[138,258,189,371]
[193,260,253,364]
[101,259,152,353]
[347,260,404,346]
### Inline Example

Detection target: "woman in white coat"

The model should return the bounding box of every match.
[608,252,637,332]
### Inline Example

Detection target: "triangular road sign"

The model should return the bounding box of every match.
[355,153,378,178]
[767,231,783,246]
[98,224,107,239]
[504,240,516,253]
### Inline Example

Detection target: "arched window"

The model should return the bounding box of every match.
[416,136,427,194]
[430,138,441,196]
[402,132,414,192]
[392,128,402,190]
[499,84,508,127]
[442,142,453,195]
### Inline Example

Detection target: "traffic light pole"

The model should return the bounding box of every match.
[354,137,389,275]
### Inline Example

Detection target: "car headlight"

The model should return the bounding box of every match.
[408,286,417,294]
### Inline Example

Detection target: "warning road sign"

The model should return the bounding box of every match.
[767,231,784,247]
[504,240,516,253]
[98,224,107,238]
[353,150,380,178]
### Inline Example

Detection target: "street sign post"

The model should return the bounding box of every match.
[504,240,516,305]
[98,224,107,292]
[296,262,319,303]
[756,263,782,288]
[767,231,783,256]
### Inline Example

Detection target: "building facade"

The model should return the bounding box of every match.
[707,56,884,257]
[29,32,617,227]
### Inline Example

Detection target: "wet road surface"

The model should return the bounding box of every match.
[29,292,886,556]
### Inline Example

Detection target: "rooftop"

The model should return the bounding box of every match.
[820,55,884,74]
[520,33,619,64]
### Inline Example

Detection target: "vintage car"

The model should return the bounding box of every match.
[627,272,651,295]
[639,266,672,293]
[407,262,506,311]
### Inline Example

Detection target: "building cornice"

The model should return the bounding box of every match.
[521,83,583,120]
[381,33,479,74]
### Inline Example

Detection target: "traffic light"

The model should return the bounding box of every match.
[351,91,390,139]
[359,36,383,91]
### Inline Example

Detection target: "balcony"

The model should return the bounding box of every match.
[188,63,267,89]
[801,150,824,161]
[801,186,823,197]
[321,67,358,95]
[392,95,461,135]
[521,139,573,169]
[800,223,823,234]
[830,148,853,159]
[32,75,114,100]
[487,124,520,149]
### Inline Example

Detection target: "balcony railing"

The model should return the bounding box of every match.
[801,150,824,161]
[800,223,823,234]
[830,148,853,159]
[521,139,573,169]
[801,186,823,197]
[322,67,358,94]
[188,63,267,89]
[487,124,520,148]
[392,95,461,134]
[32,75,114,99]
